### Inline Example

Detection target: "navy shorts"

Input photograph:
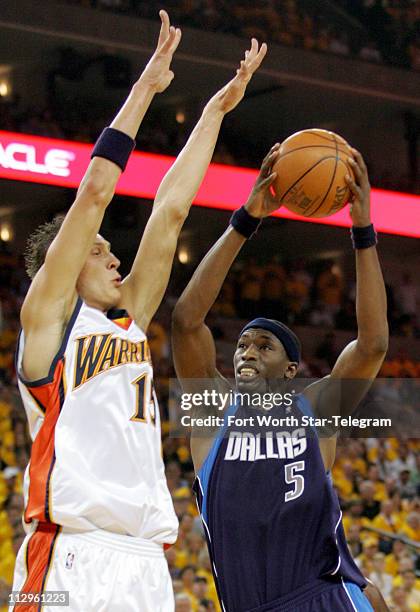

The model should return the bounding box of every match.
[246,578,373,612]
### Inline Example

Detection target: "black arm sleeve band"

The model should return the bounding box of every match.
[91,127,136,171]
[230,206,261,238]
[351,224,377,249]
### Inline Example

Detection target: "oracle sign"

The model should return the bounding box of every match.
[0,130,419,238]
[0,142,75,176]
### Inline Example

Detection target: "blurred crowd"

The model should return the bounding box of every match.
[332,438,420,611]
[0,248,419,610]
[62,0,420,72]
[339,0,420,70]
[211,257,419,345]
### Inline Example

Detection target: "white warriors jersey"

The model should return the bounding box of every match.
[16,298,178,543]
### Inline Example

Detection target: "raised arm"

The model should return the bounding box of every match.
[331,148,388,381]
[172,145,281,381]
[305,149,389,467]
[21,11,180,380]
[119,40,267,331]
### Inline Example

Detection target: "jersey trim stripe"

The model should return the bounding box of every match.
[16,297,82,388]
[330,510,343,576]
[107,307,132,330]
[196,402,238,523]
[342,580,374,611]
[38,526,61,611]
[26,387,47,415]
[195,475,227,612]
[24,536,29,575]
[24,359,65,524]
[13,523,61,612]
[44,456,56,524]
[45,366,66,522]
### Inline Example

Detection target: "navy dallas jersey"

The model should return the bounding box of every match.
[193,394,373,612]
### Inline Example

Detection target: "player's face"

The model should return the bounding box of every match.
[76,235,122,311]
[234,328,297,393]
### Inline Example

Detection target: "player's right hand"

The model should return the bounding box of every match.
[243,143,281,219]
[139,10,182,93]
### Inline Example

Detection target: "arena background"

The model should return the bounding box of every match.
[0,1,419,610]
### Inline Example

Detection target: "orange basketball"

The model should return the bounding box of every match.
[272,129,354,218]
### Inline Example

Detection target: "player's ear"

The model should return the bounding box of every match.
[284,362,298,379]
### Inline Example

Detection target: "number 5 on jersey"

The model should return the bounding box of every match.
[131,373,156,425]
[284,461,305,502]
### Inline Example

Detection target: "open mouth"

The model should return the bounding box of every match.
[238,366,260,380]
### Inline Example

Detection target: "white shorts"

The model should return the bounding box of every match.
[10,523,174,612]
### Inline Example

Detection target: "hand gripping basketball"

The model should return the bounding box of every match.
[345,147,372,227]
[244,143,282,219]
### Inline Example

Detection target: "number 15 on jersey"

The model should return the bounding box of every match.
[131,373,156,425]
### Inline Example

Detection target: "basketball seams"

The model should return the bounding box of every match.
[278,156,330,202]
[278,144,350,161]
[337,155,352,177]
[304,130,335,143]
[278,155,338,204]
[302,129,349,147]
[284,129,335,144]
[303,135,339,217]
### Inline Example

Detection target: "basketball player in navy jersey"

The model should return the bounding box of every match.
[12,10,268,611]
[172,145,390,611]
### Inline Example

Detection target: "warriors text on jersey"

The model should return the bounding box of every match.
[194,396,369,612]
[17,298,178,542]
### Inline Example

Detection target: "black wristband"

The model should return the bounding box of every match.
[351,224,377,249]
[91,127,135,171]
[230,206,261,238]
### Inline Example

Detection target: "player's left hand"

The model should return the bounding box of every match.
[138,10,182,93]
[244,143,281,219]
[345,147,372,227]
[208,38,267,114]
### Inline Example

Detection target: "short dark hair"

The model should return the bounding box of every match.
[24,215,65,279]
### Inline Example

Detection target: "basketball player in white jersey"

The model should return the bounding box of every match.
[10,9,268,611]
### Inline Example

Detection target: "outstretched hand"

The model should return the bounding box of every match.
[209,39,267,114]
[244,143,281,219]
[345,147,371,227]
[139,10,182,93]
